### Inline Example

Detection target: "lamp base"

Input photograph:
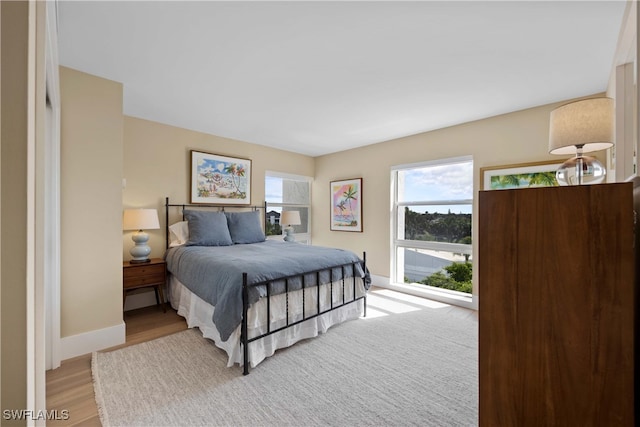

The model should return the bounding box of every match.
[556,155,606,186]
[283,227,295,242]
[130,230,152,263]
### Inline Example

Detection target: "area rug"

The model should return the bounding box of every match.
[92,296,478,426]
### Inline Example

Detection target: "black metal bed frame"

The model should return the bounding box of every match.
[164,197,367,375]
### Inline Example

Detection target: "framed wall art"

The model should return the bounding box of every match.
[330,178,362,232]
[480,160,563,191]
[190,150,251,204]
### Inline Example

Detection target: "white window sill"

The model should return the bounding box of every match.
[377,281,477,311]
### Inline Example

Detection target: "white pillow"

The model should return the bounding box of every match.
[169,221,189,247]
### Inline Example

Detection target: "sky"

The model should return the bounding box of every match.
[265,176,283,203]
[399,160,473,214]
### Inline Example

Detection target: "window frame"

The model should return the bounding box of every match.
[265,171,312,244]
[390,156,474,301]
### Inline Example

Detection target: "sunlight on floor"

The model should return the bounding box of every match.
[367,294,421,314]
[361,288,452,319]
[362,308,390,319]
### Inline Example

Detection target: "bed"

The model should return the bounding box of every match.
[164,198,370,375]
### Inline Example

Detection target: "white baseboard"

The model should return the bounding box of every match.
[60,321,126,360]
[369,273,389,288]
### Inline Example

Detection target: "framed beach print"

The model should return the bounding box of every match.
[480,160,563,191]
[330,178,363,232]
[190,150,251,204]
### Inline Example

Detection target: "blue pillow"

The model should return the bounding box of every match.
[184,210,233,246]
[225,211,266,244]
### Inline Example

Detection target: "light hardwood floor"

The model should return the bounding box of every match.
[46,305,188,427]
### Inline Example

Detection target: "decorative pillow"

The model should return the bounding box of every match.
[225,210,266,244]
[183,210,233,246]
[168,221,189,247]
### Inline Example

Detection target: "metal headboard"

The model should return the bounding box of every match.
[164,197,267,249]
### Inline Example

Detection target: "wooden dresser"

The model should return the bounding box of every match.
[123,258,167,312]
[479,183,635,426]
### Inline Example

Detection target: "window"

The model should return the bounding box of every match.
[265,171,312,244]
[391,157,473,298]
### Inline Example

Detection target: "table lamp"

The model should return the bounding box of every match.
[280,210,301,242]
[548,97,614,185]
[123,208,160,263]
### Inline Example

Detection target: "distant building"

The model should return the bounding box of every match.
[266,210,280,225]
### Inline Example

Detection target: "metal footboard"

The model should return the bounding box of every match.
[241,252,367,375]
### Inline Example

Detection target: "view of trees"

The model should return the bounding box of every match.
[265,221,282,236]
[410,262,473,293]
[403,207,471,244]
[403,207,472,293]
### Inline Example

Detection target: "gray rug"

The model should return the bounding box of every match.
[92,295,478,426]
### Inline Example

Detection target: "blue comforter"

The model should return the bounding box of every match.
[165,241,369,341]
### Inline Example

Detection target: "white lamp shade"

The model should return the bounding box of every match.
[123,208,160,231]
[548,97,614,155]
[280,210,301,226]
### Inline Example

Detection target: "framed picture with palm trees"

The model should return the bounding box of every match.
[330,178,363,232]
[190,150,251,204]
[480,160,563,191]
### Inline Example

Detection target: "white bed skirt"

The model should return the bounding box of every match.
[169,275,366,368]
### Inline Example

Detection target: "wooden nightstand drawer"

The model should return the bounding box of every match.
[123,263,165,278]
[123,273,165,289]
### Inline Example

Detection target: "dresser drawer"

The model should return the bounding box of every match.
[123,263,165,278]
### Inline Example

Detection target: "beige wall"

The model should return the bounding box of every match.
[60,67,124,337]
[312,97,607,285]
[1,1,30,419]
[122,116,315,260]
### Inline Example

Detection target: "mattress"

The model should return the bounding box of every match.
[169,274,366,368]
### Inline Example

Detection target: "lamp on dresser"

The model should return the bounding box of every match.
[123,208,160,263]
[280,210,301,242]
[548,97,614,185]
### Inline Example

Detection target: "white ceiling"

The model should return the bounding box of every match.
[57,1,627,157]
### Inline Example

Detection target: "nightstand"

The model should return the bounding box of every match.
[123,258,167,312]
